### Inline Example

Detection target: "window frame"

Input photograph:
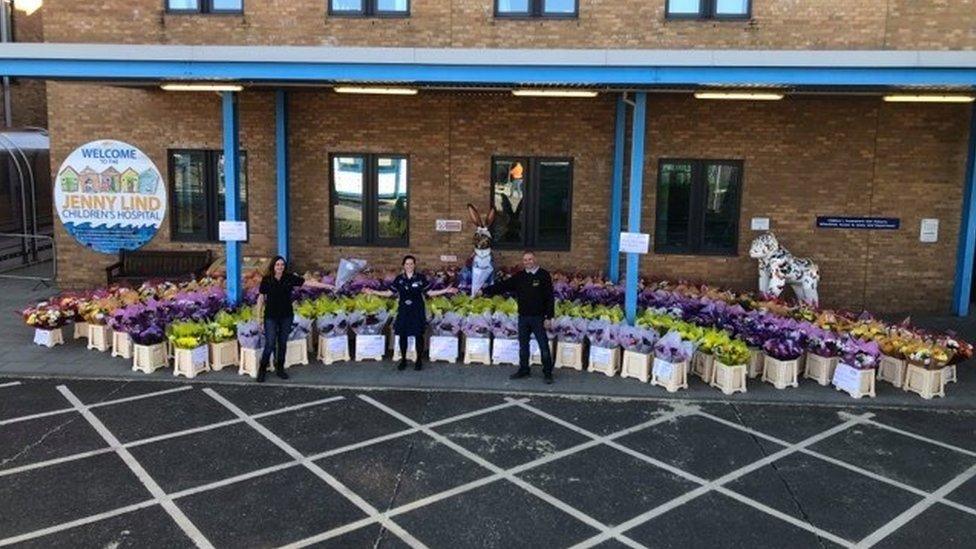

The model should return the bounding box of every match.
[494,0,579,19]
[328,0,411,18]
[328,152,410,248]
[665,0,751,20]
[489,156,574,252]
[164,0,245,15]
[167,149,249,243]
[654,158,743,256]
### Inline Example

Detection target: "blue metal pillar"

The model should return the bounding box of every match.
[624,92,647,325]
[608,94,627,283]
[275,89,290,261]
[953,105,976,316]
[222,91,242,306]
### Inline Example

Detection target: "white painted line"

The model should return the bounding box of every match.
[855,462,976,548]
[0,499,159,547]
[0,381,22,388]
[0,447,116,478]
[56,386,214,549]
[851,414,976,458]
[0,385,194,426]
[202,388,428,549]
[357,394,647,549]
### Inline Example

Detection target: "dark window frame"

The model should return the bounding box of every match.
[164,0,244,15]
[328,0,411,18]
[494,0,579,19]
[328,152,410,248]
[489,156,574,252]
[665,0,751,20]
[167,149,249,243]
[654,158,743,256]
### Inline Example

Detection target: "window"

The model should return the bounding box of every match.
[655,159,742,255]
[169,150,248,242]
[329,0,409,17]
[166,0,244,14]
[491,157,572,250]
[665,0,750,19]
[330,154,409,246]
[495,0,578,18]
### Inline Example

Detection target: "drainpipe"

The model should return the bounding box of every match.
[0,0,12,128]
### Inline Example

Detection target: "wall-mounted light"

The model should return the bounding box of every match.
[334,86,418,95]
[512,89,599,98]
[14,0,43,16]
[161,83,244,92]
[694,91,785,101]
[883,94,975,103]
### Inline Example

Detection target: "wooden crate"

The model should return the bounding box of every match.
[318,335,351,365]
[588,346,621,377]
[621,351,652,383]
[691,351,715,382]
[747,348,764,379]
[238,347,261,378]
[173,346,210,379]
[132,343,167,374]
[943,364,958,385]
[209,340,239,371]
[463,336,491,365]
[878,354,907,388]
[832,363,876,399]
[555,341,585,371]
[283,338,309,368]
[903,364,946,399]
[428,336,459,363]
[762,356,800,389]
[73,322,89,340]
[111,331,132,359]
[355,334,386,362]
[492,338,521,366]
[33,327,65,348]
[710,361,748,395]
[804,354,838,386]
[87,324,112,352]
[650,357,689,392]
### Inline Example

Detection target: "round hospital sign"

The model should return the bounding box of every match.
[55,140,166,254]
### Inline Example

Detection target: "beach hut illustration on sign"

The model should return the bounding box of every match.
[59,166,79,192]
[80,167,99,193]
[120,168,139,193]
[100,167,121,192]
[138,168,159,194]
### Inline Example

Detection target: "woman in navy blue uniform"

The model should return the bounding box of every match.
[366,255,456,370]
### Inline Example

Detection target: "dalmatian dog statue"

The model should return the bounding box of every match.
[462,203,497,297]
[748,232,820,307]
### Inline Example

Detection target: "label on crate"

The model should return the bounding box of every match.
[33,329,54,347]
[429,336,458,361]
[327,336,348,354]
[560,344,578,362]
[652,358,675,379]
[832,363,862,394]
[590,346,613,367]
[466,338,489,355]
[492,339,520,364]
[356,335,385,358]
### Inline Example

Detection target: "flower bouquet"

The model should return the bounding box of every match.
[235,319,263,377]
[619,325,659,383]
[349,305,390,362]
[429,312,463,363]
[168,321,210,378]
[711,339,750,395]
[208,310,239,371]
[461,311,492,365]
[554,316,588,370]
[650,331,692,392]
[761,333,805,390]
[490,312,520,366]
[335,258,367,289]
[902,341,952,399]
[832,338,880,398]
[23,301,68,347]
[803,326,842,386]
[586,319,621,376]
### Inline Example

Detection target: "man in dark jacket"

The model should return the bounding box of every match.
[483,251,556,383]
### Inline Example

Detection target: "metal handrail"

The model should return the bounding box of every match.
[0,232,56,283]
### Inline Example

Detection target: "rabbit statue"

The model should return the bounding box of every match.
[461,203,496,297]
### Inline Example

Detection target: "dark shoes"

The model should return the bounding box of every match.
[397,359,408,371]
[256,372,266,383]
[414,361,423,371]
[276,368,289,380]
[544,373,554,385]
[510,369,531,380]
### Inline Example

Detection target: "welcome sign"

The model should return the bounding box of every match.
[55,140,166,254]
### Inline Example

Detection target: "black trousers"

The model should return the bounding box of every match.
[397,333,425,363]
[518,315,552,375]
[259,315,292,373]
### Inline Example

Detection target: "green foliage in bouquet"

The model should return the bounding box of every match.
[713,339,751,366]
[167,321,209,350]
[428,296,455,317]
[696,328,733,355]
[351,293,392,315]
[636,311,678,332]
[207,310,238,343]
[491,297,519,317]
[294,299,318,320]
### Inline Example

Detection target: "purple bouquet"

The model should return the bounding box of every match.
[236,320,264,349]
[618,325,658,354]
[806,326,843,358]
[289,315,313,341]
[490,312,519,339]
[348,310,390,335]
[554,316,587,344]
[461,312,492,338]
[430,312,463,337]
[316,313,349,338]
[841,337,881,370]
[586,319,620,349]
[654,331,693,363]
[762,334,805,361]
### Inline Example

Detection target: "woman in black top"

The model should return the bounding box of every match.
[257,256,333,382]
[366,255,456,370]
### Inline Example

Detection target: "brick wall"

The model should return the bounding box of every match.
[45,83,972,313]
[9,1,46,128]
[41,0,976,50]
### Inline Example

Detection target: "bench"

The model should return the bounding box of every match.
[106,249,213,285]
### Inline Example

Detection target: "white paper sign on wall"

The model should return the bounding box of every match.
[920,218,939,243]
[436,220,463,232]
[751,217,770,231]
[619,232,650,254]
[218,221,248,242]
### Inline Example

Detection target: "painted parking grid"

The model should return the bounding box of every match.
[0,378,975,548]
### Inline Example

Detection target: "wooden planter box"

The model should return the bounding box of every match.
[392,336,419,362]
[173,345,210,379]
[463,336,491,365]
[555,341,585,371]
[73,322,89,340]
[588,346,621,377]
[904,363,946,399]
[832,363,876,399]
[943,364,958,385]
[762,356,800,389]
[747,348,764,379]
[650,357,689,392]
[111,331,132,359]
[33,327,65,348]
[87,324,112,352]
[428,335,459,363]
[318,335,351,365]
[209,340,239,371]
[529,339,554,366]
[878,354,908,388]
[710,361,748,395]
[354,334,386,362]
[132,342,167,374]
[621,351,652,382]
[804,354,838,386]
[691,351,715,382]
[492,338,520,366]
[283,338,309,368]
[238,347,261,378]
